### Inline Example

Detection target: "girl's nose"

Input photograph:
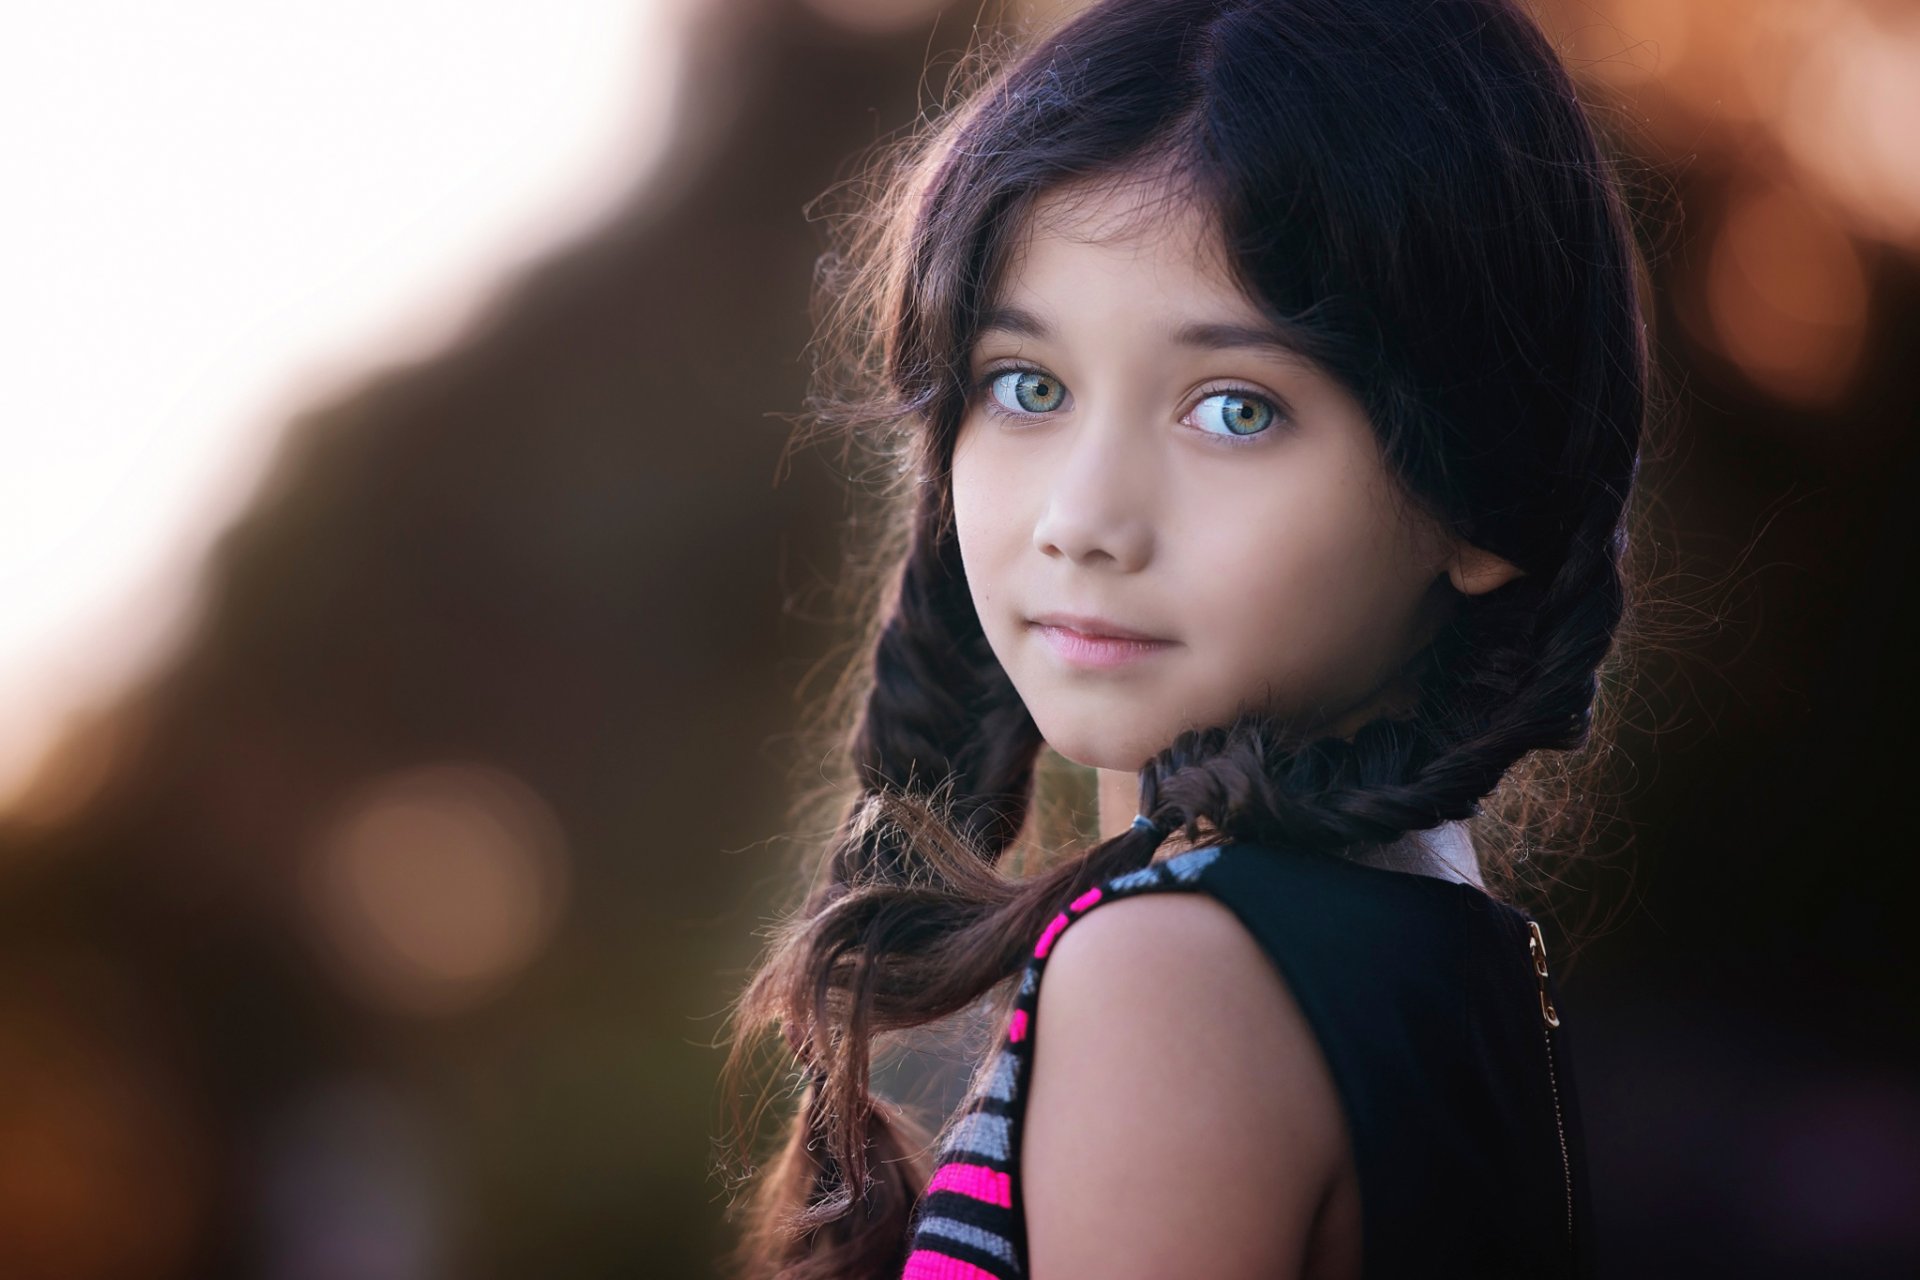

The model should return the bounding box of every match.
[1030,413,1155,573]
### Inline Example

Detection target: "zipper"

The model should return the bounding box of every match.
[1526,918,1574,1245]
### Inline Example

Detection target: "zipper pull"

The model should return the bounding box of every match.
[1527,919,1561,1027]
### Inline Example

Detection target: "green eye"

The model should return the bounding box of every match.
[988,369,1066,414]
[1194,391,1276,438]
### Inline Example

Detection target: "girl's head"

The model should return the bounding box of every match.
[827,0,1648,853]
[952,167,1532,771]
[722,0,1648,1271]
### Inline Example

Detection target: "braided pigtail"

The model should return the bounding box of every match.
[717,496,1172,1279]
[838,520,1040,877]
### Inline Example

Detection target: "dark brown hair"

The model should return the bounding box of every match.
[715,1,1653,1275]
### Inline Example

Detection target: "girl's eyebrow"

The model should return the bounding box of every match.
[1170,319,1310,360]
[975,304,1051,340]
[976,304,1308,359]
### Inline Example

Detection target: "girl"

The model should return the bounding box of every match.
[720,0,1648,1276]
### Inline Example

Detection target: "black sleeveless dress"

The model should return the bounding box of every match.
[900,841,1598,1279]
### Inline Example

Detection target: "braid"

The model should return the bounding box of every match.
[837,512,1042,880]
[725,508,1070,1277]
[723,500,1188,1275]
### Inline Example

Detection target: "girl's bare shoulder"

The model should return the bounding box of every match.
[1020,888,1347,1278]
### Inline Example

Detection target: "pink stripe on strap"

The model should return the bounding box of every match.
[903,1249,1003,1280]
[1033,912,1070,958]
[1070,886,1103,912]
[1007,1009,1028,1043]
[926,1161,1013,1208]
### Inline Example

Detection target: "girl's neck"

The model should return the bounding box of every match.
[1094,766,1485,890]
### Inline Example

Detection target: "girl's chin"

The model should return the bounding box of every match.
[1032,719,1174,773]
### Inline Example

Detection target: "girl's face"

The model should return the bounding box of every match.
[951,174,1484,772]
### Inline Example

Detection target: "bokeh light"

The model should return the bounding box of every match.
[1700,182,1871,407]
[302,763,570,1016]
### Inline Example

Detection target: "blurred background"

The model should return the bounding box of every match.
[1,1,1915,1276]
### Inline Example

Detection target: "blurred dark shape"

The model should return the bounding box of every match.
[0,938,210,1278]
[0,2,973,1275]
[0,1,1913,1276]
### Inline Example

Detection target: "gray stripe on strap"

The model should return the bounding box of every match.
[917,1215,1019,1267]
[1167,845,1222,882]
[939,1110,1011,1162]
[982,1050,1018,1102]
[1105,865,1165,892]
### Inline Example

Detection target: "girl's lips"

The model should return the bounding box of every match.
[1029,621,1176,670]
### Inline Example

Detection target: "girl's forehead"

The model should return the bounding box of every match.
[990,178,1253,325]
[1019,169,1221,264]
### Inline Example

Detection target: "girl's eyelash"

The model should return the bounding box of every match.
[970,364,1289,445]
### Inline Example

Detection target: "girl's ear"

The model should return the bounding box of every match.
[1444,539,1527,596]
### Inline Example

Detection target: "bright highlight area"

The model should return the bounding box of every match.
[0,1,687,817]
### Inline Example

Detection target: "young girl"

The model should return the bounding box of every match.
[720,0,1647,1276]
